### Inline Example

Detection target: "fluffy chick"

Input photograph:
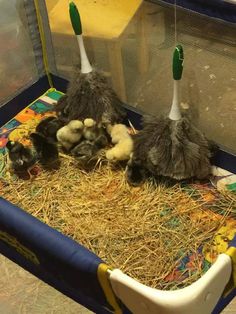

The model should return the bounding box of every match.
[71,134,108,162]
[106,124,133,161]
[56,120,84,151]
[83,118,98,141]
[36,116,64,142]
[83,117,109,147]
[94,134,109,149]
[6,140,36,171]
[71,140,97,162]
[30,132,59,168]
[125,155,148,186]
[83,118,109,142]
[55,94,69,123]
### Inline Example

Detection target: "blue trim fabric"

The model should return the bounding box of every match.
[156,0,236,23]
[0,197,111,313]
[213,149,236,176]
[0,76,50,126]
[213,287,236,314]
[0,241,110,314]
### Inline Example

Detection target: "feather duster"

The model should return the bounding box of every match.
[126,116,213,185]
[55,2,126,125]
[126,45,216,185]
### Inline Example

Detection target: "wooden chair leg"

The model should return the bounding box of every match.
[137,6,149,74]
[107,40,127,102]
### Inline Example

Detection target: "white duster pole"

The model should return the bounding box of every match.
[76,35,92,74]
[169,80,181,120]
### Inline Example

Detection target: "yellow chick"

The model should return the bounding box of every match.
[83,118,98,141]
[106,124,133,161]
[56,120,84,151]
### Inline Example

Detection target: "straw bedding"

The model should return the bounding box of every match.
[1,151,235,290]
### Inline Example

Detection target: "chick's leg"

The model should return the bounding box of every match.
[126,157,147,186]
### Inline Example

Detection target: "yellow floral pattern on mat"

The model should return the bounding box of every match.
[203,220,236,263]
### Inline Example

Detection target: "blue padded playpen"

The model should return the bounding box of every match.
[0,1,236,313]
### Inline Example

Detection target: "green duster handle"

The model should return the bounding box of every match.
[69,1,82,35]
[172,45,184,80]
[69,1,92,73]
[169,45,184,121]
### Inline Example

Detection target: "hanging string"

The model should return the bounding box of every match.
[174,0,177,44]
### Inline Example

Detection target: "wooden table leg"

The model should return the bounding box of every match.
[107,40,127,102]
[137,6,149,74]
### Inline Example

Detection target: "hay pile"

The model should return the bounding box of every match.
[1,154,235,290]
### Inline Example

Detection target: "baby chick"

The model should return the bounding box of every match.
[105,124,133,161]
[71,134,108,162]
[30,132,59,168]
[83,118,109,146]
[55,94,70,123]
[56,120,84,151]
[71,140,97,162]
[94,134,109,149]
[83,118,101,141]
[6,140,36,172]
[126,155,148,186]
[36,116,64,142]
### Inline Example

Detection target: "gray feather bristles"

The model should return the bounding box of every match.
[126,115,214,185]
[55,70,126,124]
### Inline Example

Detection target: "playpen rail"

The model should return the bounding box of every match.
[109,254,233,314]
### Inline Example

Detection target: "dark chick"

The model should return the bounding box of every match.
[83,118,109,146]
[6,141,36,171]
[54,94,70,123]
[94,134,109,149]
[30,132,59,169]
[71,140,98,162]
[36,116,64,142]
[71,132,108,162]
[126,156,148,186]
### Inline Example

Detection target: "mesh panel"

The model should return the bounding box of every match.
[0,0,38,106]
[46,0,236,152]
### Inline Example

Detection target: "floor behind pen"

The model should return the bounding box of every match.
[0,255,92,314]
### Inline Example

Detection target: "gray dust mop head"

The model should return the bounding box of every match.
[55,2,126,125]
[126,45,215,186]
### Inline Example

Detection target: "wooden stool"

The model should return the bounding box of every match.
[47,0,149,102]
